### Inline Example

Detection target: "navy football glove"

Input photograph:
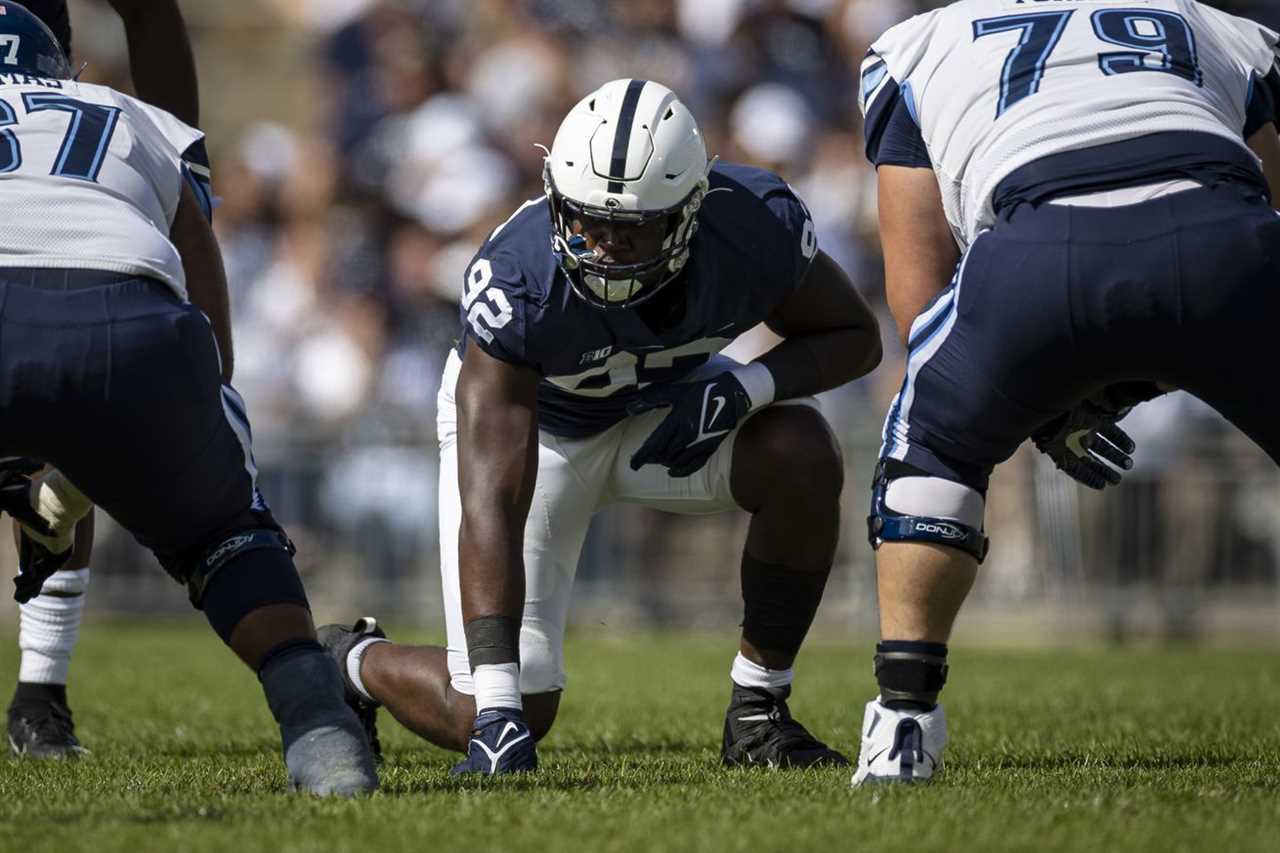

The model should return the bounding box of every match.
[1032,396,1136,490]
[627,372,754,478]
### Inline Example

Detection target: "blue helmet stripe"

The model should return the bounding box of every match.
[607,79,647,193]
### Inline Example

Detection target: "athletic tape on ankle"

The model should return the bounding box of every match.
[464,615,520,669]
[874,641,948,706]
[473,662,522,712]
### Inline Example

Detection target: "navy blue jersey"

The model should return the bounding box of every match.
[456,162,817,437]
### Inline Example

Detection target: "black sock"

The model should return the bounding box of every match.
[12,681,68,708]
[740,552,831,659]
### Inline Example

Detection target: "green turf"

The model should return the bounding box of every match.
[1,620,1278,852]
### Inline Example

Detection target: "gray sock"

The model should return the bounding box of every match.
[259,646,378,796]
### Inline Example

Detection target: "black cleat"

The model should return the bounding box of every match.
[316,617,389,764]
[7,683,87,759]
[721,682,849,769]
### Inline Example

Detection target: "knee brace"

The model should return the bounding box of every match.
[867,461,989,563]
[185,528,308,643]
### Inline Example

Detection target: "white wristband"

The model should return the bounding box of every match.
[730,362,776,413]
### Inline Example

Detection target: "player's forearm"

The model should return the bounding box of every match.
[454,351,541,626]
[457,515,527,623]
[877,165,961,346]
[758,325,882,401]
[111,0,200,126]
[172,184,233,383]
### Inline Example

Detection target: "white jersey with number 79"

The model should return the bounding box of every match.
[860,0,1280,247]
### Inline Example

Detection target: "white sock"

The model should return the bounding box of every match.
[730,652,793,690]
[18,568,90,685]
[473,662,522,713]
[346,636,390,704]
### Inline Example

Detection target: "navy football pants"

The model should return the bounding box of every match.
[881,181,1280,492]
[0,270,274,579]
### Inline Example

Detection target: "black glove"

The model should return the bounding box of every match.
[627,372,754,478]
[0,459,72,604]
[13,530,72,604]
[1031,395,1137,490]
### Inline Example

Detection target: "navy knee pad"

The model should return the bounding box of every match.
[200,542,309,644]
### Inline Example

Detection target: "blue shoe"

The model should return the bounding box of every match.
[450,708,537,776]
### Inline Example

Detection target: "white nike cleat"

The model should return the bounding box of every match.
[851,698,947,786]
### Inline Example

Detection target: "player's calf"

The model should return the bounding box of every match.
[719,406,848,767]
[856,461,984,785]
[168,521,378,795]
[10,564,90,760]
[259,638,380,796]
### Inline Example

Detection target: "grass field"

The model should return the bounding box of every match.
[1,620,1278,852]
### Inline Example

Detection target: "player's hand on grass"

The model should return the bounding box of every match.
[627,372,753,478]
[1031,397,1136,489]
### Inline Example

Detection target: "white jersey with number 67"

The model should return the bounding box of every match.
[0,77,205,297]
[860,0,1280,247]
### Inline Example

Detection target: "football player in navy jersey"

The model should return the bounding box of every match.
[321,79,883,774]
[4,0,207,761]
[853,0,1280,784]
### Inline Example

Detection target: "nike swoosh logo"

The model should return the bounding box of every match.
[689,387,730,446]
[476,723,531,774]
[736,714,772,722]
[707,395,726,429]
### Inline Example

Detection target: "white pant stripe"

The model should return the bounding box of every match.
[885,233,989,462]
[220,386,259,488]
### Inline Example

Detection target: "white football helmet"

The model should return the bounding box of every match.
[543,79,710,309]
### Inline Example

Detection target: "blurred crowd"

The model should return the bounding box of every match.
[62,0,1280,632]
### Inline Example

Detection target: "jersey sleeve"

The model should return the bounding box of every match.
[118,94,212,223]
[859,52,930,169]
[757,175,819,292]
[859,11,939,170]
[1245,30,1280,138]
[1195,4,1280,137]
[458,249,537,370]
